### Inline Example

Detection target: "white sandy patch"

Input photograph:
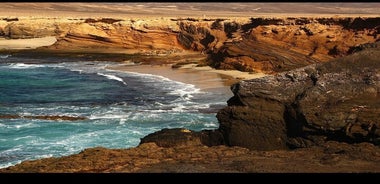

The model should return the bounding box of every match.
[180,64,268,80]
[0,36,57,50]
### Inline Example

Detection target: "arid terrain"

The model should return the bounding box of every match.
[0,3,379,173]
[0,3,380,18]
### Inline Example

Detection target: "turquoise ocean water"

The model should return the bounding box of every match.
[0,55,231,168]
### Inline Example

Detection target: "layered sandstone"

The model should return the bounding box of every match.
[1,16,379,73]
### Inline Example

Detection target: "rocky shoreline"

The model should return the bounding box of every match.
[2,41,380,173]
[0,8,379,172]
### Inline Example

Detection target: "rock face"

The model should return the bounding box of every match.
[217,42,380,150]
[206,17,380,73]
[1,17,378,73]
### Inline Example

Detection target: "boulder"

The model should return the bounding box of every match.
[217,43,380,150]
[140,128,225,148]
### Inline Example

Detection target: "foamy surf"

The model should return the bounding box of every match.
[97,73,127,85]
[0,59,231,169]
[120,70,203,99]
[0,54,11,59]
[5,63,45,69]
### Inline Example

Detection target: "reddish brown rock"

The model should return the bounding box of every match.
[2,17,378,74]
[207,17,380,73]
[1,140,379,173]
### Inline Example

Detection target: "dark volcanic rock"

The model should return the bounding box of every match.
[140,128,225,147]
[217,45,380,150]
[140,128,204,147]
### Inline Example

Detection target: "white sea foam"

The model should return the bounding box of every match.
[0,162,20,169]
[70,69,83,74]
[7,63,45,69]
[14,135,35,141]
[97,73,127,85]
[121,71,203,99]
[171,104,190,112]
[203,122,219,128]
[119,118,127,125]
[0,54,11,59]
[12,123,36,129]
[89,114,129,120]
[0,61,227,169]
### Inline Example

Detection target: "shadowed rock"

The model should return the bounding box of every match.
[217,43,380,150]
[140,128,225,147]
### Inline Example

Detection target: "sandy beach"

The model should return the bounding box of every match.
[108,64,233,94]
[0,33,268,93]
[0,36,57,50]
[107,63,268,95]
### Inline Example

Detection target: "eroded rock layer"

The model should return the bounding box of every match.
[1,17,379,73]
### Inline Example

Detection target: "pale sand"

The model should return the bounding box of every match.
[107,63,269,96]
[180,64,268,80]
[0,36,57,50]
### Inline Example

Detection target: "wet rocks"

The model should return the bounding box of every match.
[0,114,87,121]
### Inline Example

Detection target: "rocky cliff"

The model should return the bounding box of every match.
[205,17,380,73]
[216,41,380,150]
[1,17,379,73]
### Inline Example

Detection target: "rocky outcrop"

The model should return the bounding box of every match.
[140,128,206,147]
[1,17,378,73]
[217,43,380,150]
[140,128,225,147]
[206,17,380,73]
[2,19,61,39]
[2,139,380,173]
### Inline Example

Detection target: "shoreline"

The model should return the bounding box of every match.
[107,63,269,94]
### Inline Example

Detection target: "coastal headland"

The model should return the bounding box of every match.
[0,3,380,173]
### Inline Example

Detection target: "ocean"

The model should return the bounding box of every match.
[0,54,231,168]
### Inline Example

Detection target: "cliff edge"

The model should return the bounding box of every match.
[1,16,379,73]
